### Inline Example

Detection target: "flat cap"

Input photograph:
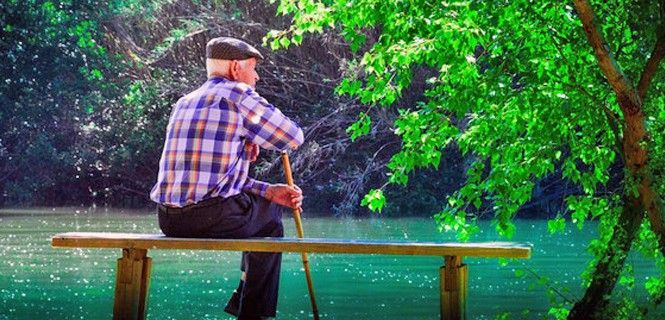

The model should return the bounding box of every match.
[206,37,265,61]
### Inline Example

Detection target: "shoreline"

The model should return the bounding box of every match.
[0,207,560,221]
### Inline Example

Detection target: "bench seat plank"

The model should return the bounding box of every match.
[52,232,531,258]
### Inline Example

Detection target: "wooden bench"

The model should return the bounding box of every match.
[51,232,531,320]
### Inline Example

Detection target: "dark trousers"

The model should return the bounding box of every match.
[157,192,283,319]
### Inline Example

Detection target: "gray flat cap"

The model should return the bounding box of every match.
[206,37,264,61]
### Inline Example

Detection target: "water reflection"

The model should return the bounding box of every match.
[0,210,662,319]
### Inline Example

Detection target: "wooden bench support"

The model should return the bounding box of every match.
[440,256,467,320]
[113,248,152,320]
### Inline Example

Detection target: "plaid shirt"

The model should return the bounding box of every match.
[150,76,304,207]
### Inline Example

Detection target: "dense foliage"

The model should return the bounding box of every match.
[1,0,108,204]
[0,0,172,206]
[266,0,665,318]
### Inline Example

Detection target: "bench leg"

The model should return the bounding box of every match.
[113,248,152,320]
[440,256,467,320]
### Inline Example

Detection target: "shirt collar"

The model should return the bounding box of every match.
[208,75,230,82]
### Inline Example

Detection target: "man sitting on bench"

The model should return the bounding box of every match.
[149,36,305,320]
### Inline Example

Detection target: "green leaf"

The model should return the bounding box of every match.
[270,38,280,51]
[279,37,291,48]
[619,274,634,288]
[346,112,371,141]
[292,33,303,45]
[361,189,386,213]
[645,277,665,299]
[547,217,566,234]
[547,307,570,320]
[514,269,525,278]
[91,69,103,80]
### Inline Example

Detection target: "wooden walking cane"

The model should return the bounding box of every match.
[281,151,320,320]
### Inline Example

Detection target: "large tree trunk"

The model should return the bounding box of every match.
[566,110,652,319]
[571,0,665,243]
[567,1,665,317]
[567,197,644,319]
[566,90,664,319]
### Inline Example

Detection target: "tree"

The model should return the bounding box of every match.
[267,0,665,317]
[0,0,117,205]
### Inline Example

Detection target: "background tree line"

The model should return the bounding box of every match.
[1,0,591,218]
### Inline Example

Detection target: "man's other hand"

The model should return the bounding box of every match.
[245,142,259,162]
[266,184,303,210]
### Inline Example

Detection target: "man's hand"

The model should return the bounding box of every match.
[245,142,259,163]
[266,183,303,210]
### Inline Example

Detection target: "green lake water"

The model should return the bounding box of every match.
[1,208,663,319]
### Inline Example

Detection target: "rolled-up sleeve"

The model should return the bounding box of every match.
[236,86,304,151]
[242,177,270,197]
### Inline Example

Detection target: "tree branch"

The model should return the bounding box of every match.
[574,0,665,257]
[0,168,18,184]
[148,28,210,67]
[572,0,642,115]
[637,19,665,99]
[636,0,665,257]
[524,267,576,304]
[544,25,623,154]
[106,18,149,59]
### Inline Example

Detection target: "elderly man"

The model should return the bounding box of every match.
[150,37,304,320]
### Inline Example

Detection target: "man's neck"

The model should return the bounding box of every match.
[208,72,232,80]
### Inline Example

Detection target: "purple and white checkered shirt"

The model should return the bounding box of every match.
[150,76,304,207]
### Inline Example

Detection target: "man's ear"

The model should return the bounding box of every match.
[230,60,240,79]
